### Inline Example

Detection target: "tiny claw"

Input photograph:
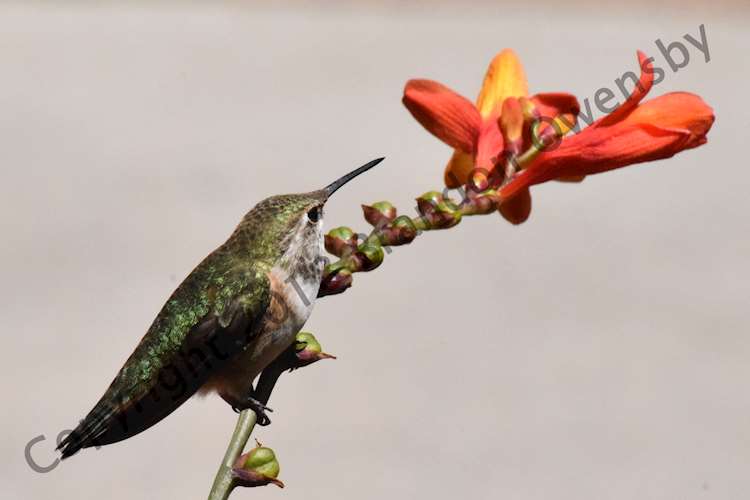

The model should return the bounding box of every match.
[257,415,272,427]
[241,396,274,426]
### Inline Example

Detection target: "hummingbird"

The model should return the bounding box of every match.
[58,157,384,459]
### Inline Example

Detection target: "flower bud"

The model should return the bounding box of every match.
[469,170,490,192]
[519,96,539,121]
[324,226,358,257]
[463,188,500,215]
[362,201,397,227]
[318,266,353,297]
[294,331,336,366]
[244,446,279,478]
[436,201,462,228]
[391,215,418,241]
[232,441,284,488]
[416,191,442,226]
[378,215,417,245]
[500,97,524,156]
[416,191,444,212]
[357,242,384,271]
[416,191,462,229]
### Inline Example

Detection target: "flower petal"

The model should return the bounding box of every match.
[529,92,581,121]
[502,128,689,198]
[444,149,475,188]
[499,97,524,153]
[403,79,481,153]
[475,119,505,171]
[520,94,580,148]
[555,174,586,183]
[476,49,529,118]
[498,187,532,224]
[622,92,714,139]
[533,113,579,148]
[595,50,654,128]
[500,93,714,199]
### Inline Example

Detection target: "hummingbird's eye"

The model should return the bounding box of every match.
[307,206,322,223]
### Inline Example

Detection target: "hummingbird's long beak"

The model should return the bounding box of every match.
[323,157,385,198]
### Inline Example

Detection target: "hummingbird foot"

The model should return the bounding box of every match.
[232,396,274,426]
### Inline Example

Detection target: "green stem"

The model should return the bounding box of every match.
[207,410,258,500]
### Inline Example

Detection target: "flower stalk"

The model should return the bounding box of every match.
[318,186,505,297]
[208,410,258,500]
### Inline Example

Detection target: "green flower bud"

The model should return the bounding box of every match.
[391,215,418,238]
[294,331,336,366]
[244,446,280,479]
[357,242,384,271]
[377,214,418,246]
[417,191,444,209]
[318,266,353,297]
[328,226,355,241]
[295,331,322,354]
[436,200,462,228]
[324,226,358,257]
[232,441,284,488]
[372,201,396,215]
[362,201,397,227]
[416,192,462,229]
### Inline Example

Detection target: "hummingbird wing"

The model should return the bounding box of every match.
[58,251,271,459]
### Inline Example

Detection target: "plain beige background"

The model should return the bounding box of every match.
[2,2,748,499]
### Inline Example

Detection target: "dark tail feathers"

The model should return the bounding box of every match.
[57,403,117,459]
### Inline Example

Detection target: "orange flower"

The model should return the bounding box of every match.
[403,49,578,223]
[402,50,714,224]
[500,51,714,200]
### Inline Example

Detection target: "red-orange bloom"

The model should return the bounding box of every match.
[403,50,714,224]
[501,52,714,200]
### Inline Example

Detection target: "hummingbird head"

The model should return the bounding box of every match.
[232,157,384,266]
